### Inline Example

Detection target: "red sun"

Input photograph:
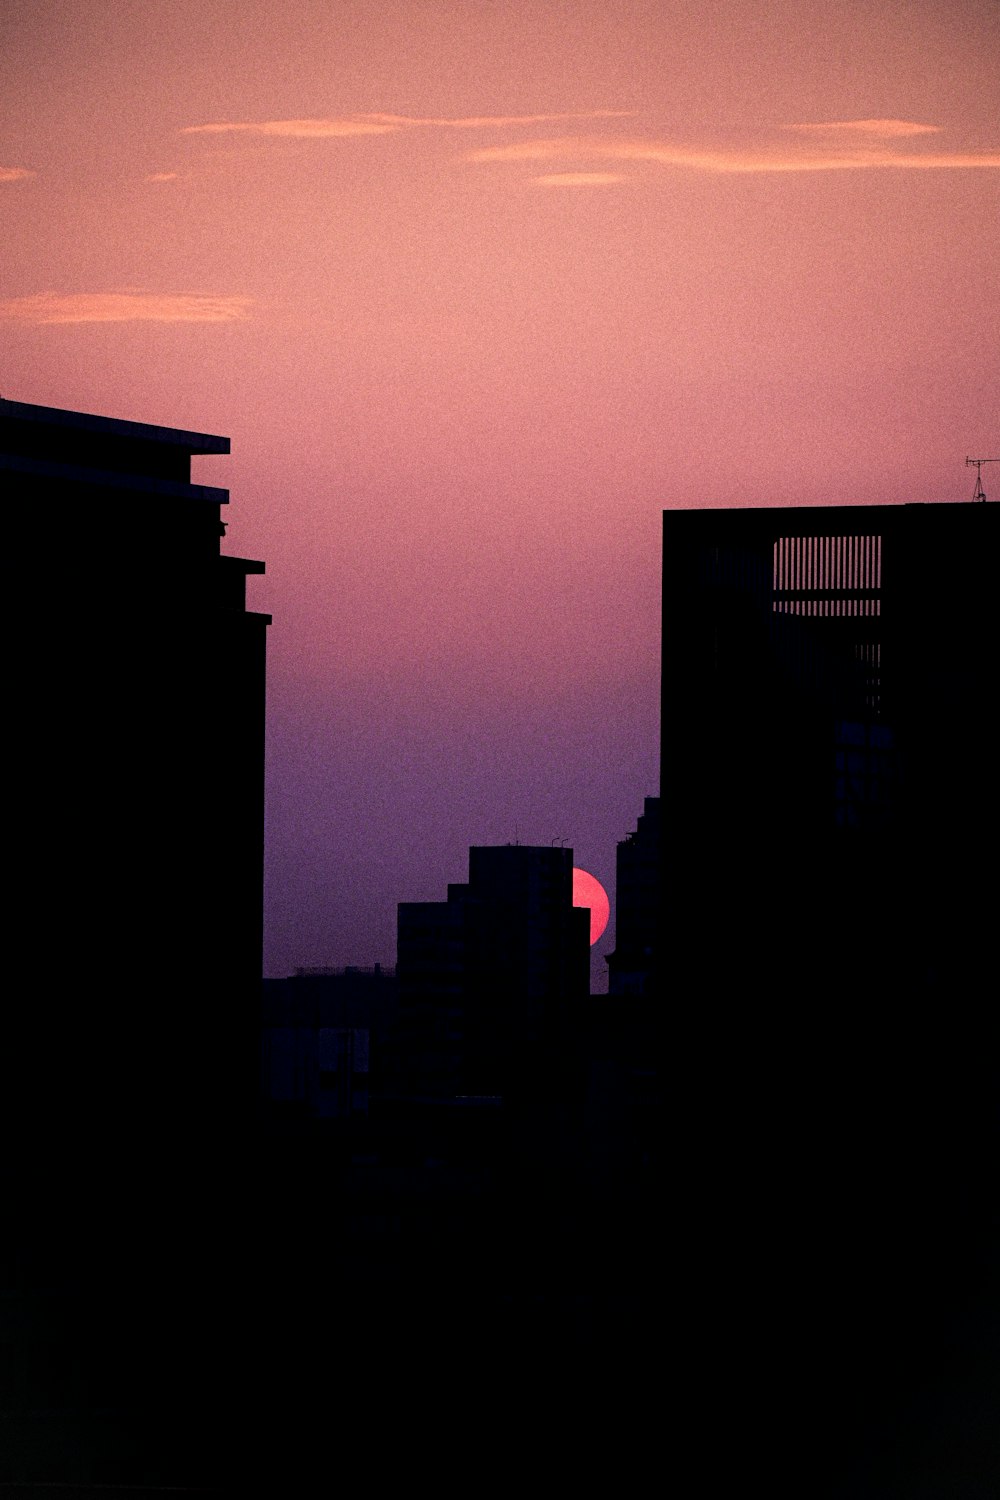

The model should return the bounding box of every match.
[572,867,611,946]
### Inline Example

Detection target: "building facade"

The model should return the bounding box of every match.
[606,795,661,996]
[659,499,998,1486]
[661,501,996,992]
[396,844,590,1108]
[1,397,269,1477]
[261,965,399,1126]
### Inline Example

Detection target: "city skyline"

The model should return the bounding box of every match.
[3,0,998,988]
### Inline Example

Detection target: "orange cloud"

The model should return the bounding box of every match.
[532,172,626,186]
[1,166,34,182]
[183,118,401,138]
[398,111,632,130]
[0,292,253,324]
[181,110,632,138]
[145,171,181,182]
[786,119,942,138]
[468,128,1000,174]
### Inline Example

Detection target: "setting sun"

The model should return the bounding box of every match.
[572,866,610,945]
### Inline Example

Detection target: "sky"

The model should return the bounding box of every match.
[3,0,998,987]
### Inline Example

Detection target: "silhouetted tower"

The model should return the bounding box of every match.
[1,397,269,1458]
[661,502,996,992]
[659,499,999,1484]
[606,796,661,996]
[397,844,589,1105]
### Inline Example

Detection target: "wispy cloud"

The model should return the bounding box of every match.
[0,292,253,324]
[181,110,631,138]
[145,171,181,182]
[787,119,943,139]
[424,111,631,129]
[532,172,626,187]
[1,166,34,182]
[183,117,401,138]
[468,122,1000,174]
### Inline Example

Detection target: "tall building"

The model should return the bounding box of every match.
[1,397,269,1478]
[396,844,590,1109]
[659,500,998,1487]
[661,501,996,990]
[606,795,660,996]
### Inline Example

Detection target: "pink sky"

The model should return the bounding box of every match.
[3,0,997,987]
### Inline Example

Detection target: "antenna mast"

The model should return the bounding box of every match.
[966,456,999,502]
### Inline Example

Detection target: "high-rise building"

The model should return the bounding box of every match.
[661,501,996,992]
[606,795,660,996]
[397,844,590,1106]
[659,499,998,1485]
[1,397,269,1477]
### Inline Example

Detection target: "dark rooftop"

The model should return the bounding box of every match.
[0,396,230,455]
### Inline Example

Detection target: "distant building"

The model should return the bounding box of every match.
[261,965,398,1125]
[396,845,590,1108]
[606,796,660,996]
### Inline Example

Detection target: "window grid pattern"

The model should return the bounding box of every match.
[773,534,882,616]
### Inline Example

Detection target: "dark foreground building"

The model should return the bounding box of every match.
[660,502,999,1494]
[1,398,269,1482]
[662,502,997,990]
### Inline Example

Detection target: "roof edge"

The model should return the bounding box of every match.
[0,397,230,454]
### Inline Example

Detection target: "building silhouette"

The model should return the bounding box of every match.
[661,502,997,988]
[659,500,999,1489]
[606,795,660,996]
[1,398,269,1480]
[249,849,600,1484]
[396,844,590,1105]
[261,963,398,1127]
[388,841,593,1207]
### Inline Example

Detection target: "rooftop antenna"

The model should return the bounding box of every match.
[966,457,998,502]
